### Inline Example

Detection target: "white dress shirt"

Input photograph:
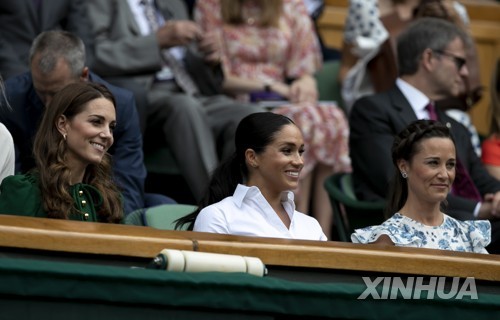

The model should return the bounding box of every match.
[0,123,15,187]
[194,184,327,241]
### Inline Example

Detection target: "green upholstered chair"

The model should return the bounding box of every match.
[124,204,197,231]
[324,172,386,242]
[315,60,345,111]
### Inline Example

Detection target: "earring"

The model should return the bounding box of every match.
[63,133,67,141]
[401,171,408,179]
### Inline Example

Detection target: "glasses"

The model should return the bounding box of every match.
[433,50,466,70]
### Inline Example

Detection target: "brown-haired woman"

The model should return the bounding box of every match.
[0,82,123,223]
[352,120,491,253]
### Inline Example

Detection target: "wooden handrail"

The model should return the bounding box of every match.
[0,215,499,281]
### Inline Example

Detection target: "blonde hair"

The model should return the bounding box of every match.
[220,0,283,28]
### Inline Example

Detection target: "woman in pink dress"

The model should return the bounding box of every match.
[195,0,351,238]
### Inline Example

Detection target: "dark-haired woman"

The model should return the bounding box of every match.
[0,82,123,223]
[352,120,490,253]
[177,112,327,241]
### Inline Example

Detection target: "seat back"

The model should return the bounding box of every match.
[324,173,386,242]
[123,204,197,231]
[315,60,345,111]
[145,204,197,231]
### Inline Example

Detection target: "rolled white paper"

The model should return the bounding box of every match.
[159,249,266,277]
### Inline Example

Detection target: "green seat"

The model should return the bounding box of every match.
[324,173,386,242]
[124,204,197,231]
[315,60,345,111]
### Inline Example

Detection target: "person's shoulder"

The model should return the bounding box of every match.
[349,89,394,119]
[0,173,39,198]
[445,214,490,233]
[351,213,408,244]
[88,72,135,104]
[4,72,33,94]
[1,172,37,187]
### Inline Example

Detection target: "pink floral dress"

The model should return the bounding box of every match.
[195,0,351,177]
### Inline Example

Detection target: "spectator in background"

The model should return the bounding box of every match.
[303,0,341,61]
[352,120,491,253]
[0,82,123,223]
[0,31,174,216]
[482,59,500,180]
[177,112,327,241]
[349,17,500,252]
[339,0,482,157]
[86,0,264,204]
[0,0,94,79]
[0,75,14,185]
[194,0,351,239]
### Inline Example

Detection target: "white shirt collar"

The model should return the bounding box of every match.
[233,184,296,212]
[396,78,432,120]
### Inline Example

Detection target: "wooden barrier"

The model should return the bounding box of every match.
[318,0,500,136]
[1,215,499,282]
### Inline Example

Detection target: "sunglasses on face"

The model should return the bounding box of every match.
[433,50,467,70]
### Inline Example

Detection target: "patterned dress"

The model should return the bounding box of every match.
[351,213,491,254]
[195,0,351,178]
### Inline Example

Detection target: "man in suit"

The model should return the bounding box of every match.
[0,0,94,79]
[349,18,500,251]
[86,0,264,203]
[0,31,174,215]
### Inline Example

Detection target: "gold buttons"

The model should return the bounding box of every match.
[79,190,83,196]
[81,200,87,207]
[84,213,89,221]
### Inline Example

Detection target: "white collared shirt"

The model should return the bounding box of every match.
[194,184,327,241]
[127,0,186,79]
[396,78,432,120]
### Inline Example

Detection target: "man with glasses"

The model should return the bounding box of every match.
[349,17,500,252]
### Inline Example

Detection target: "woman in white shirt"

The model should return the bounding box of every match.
[0,76,15,186]
[175,112,327,241]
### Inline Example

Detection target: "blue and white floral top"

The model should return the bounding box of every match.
[351,213,491,254]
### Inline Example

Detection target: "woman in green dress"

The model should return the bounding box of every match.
[0,82,123,223]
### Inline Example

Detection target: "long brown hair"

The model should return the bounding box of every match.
[220,0,282,28]
[33,82,123,223]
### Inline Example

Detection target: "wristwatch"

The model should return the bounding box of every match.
[263,79,274,92]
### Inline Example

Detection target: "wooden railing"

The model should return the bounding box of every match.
[1,215,499,281]
[318,0,500,136]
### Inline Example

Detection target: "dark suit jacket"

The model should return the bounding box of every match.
[0,0,94,79]
[0,72,146,215]
[349,85,500,220]
[87,0,222,96]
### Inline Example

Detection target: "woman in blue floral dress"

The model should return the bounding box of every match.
[352,120,491,253]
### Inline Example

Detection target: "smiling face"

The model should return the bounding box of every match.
[399,137,456,204]
[57,97,116,172]
[247,124,304,196]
